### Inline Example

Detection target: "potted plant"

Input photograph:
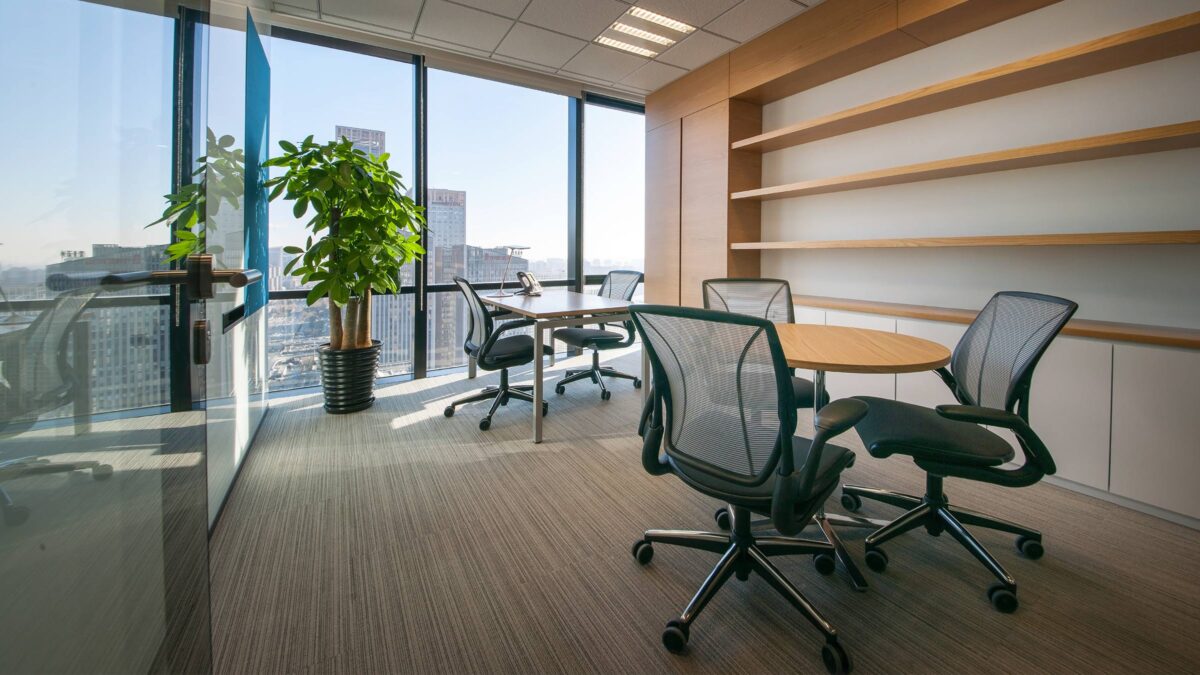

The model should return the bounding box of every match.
[264,136,426,413]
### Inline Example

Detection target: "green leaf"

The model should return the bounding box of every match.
[293,197,309,218]
[279,140,299,153]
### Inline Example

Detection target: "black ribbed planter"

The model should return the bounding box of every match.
[318,340,381,414]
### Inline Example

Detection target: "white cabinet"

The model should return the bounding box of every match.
[823,311,896,401]
[1110,344,1200,520]
[1028,337,1113,491]
[896,319,965,409]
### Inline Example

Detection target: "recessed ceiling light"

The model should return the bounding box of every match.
[611,22,676,46]
[627,7,696,34]
[596,36,658,58]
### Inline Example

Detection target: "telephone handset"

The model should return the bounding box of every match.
[516,271,543,296]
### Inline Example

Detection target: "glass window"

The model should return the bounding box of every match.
[426,70,568,371]
[264,36,415,391]
[583,103,645,282]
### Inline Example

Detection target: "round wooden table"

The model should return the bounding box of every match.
[774,323,951,591]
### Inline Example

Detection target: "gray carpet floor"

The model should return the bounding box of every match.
[210,347,1200,674]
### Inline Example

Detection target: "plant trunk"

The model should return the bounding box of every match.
[329,301,344,350]
[343,298,359,352]
[355,288,372,348]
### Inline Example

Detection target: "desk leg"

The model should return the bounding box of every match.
[468,356,477,379]
[811,370,869,592]
[533,322,544,443]
[548,334,555,367]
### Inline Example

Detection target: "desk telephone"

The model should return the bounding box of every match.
[516,271,543,296]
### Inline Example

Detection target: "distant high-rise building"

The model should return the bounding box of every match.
[335,125,385,156]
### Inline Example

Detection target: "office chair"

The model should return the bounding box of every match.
[443,276,549,430]
[551,269,643,400]
[630,305,867,674]
[841,291,1077,613]
[1,285,113,526]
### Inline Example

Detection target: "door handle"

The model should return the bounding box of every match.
[101,254,262,299]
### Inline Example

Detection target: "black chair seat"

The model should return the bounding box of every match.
[478,335,551,369]
[670,436,854,509]
[853,396,1015,467]
[553,326,624,349]
[791,376,827,409]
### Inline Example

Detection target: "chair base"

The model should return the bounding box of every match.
[631,506,851,674]
[555,350,641,400]
[842,475,1044,613]
[1,457,114,527]
[443,368,547,430]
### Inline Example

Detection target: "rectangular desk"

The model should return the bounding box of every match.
[479,290,645,443]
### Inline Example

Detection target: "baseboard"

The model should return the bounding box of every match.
[1042,474,1200,531]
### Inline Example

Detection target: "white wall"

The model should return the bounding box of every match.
[759,0,1200,329]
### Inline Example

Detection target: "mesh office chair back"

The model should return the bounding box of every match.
[453,276,492,352]
[633,306,796,486]
[950,291,1078,412]
[598,270,642,301]
[702,278,794,323]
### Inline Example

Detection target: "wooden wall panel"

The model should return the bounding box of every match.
[645,56,729,131]
[680,102,731,307]
[898,0,1061,45]
[644,120,681,305]
[728,0,923,103]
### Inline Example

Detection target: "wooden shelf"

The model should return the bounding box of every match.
[732,12,1200,153]
[791,295,1200,350]
[731,230,1200,250]
[731,121,1200,201]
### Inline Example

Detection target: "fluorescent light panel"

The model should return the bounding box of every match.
[611,22,676,46]
[595,35,658,57]
[627,7,696,34]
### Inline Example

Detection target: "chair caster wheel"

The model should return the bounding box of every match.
[840,492,862,512]
[601,390,611,401]
[631,539,654,565]
[500,395,509,406]
[1016,535,1044,560]
[92,464,114,480]
[542,402,549,416]
[3,505,31,527]
[821,639,852,674]
[988,582,1018,613]
[478,418,491,431]
[813,553,836,576]
[661,620,689,654]
[864,547,888,573]
[555,384,565,395]
[633,378,642,389]
[714,507,731,530]
[443,406,455,418]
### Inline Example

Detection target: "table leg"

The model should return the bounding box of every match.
[811,369,870,591]
[533,322,544,443]
[468,356,477,380]
[548,334,555,367]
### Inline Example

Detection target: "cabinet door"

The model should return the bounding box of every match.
[823,311,896,401]
[1110,344,1200,519]
[896,319,964,409]
[1028,337,1113,491]
[679,102,729,307]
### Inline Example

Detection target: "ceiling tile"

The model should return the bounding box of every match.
[496,23,586,68]
[705,0,808,42]
[448,0,530,19]
[631,0,740,27]
[620,60,687,90]
[562,43,647,82]
[521,0,629,40]
[491,54,558,74]
[319,0,423,34]
[272,2,319,20]
[656,30,737,70]
[415,0,514,52]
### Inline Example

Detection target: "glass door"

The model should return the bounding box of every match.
[0,1,223,671]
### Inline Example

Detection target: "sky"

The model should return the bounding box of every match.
[0,0,645,276]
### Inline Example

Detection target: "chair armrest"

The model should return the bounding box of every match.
[480,318,536,356]
[936,404,1024,429]
[487,308,515,319]
[813,398,869,437]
